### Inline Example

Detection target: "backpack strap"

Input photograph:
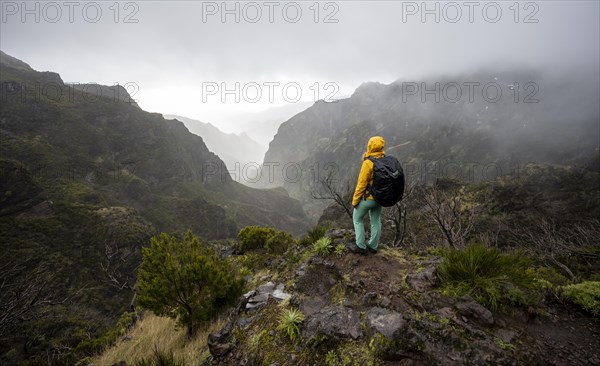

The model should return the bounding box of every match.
[365,157,376,200]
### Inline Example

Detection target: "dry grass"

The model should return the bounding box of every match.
[92,312,226,366]
[379,247,409,265]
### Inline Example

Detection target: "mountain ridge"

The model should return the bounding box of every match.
[0,51,309,364]
[262,70,599,219]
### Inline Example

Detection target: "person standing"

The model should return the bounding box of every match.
[350,136,385,255]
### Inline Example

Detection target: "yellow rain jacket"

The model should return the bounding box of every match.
[352,136,385,207]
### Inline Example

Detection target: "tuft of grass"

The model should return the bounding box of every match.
[312,237,333,257]
[308,225,328,242]
[134,346,183,366]
[334,243,348,256]
[438,244,536,310]
[561,281,600,315]
[276,308,305,342]
[495,338,516,351]
[298,225,329,247]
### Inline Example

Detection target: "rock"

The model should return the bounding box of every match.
[246,301,266,310]
[243,290,256,299]
[272,288,291,301]
[249,293,269,303]
[299,295,329,317]
[406,265,439,292]
[295,265,307,277]
[327,228,351,239]
[257,282,275,294]
[295,258,340,297]
[495,328,519,343]
[362,292,378,305]
[208,321,234,358]
[434,307,461,324]
[366,307,407,339]
[236,317,254,329]
[455,296,494,326]
[380,296,392,308]
[308,256,335,269]
[303,305,362,341]
[234,294,250,314]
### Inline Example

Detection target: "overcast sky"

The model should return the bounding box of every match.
[1,0,598,133]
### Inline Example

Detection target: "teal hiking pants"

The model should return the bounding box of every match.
[353,199,382,250]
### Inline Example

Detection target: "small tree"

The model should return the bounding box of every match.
[136,231,244,337]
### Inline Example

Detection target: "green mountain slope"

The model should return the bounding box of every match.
[0,51,308,364]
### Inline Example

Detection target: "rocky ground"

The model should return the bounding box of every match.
[207,229,600,366]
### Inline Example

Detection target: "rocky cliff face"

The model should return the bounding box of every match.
[262,71,599,219]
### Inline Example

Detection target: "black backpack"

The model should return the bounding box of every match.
[367,156,405,207]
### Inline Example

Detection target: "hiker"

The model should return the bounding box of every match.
[350,136,386,255]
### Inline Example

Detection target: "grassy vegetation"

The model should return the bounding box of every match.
[277,308,305,342]
[90,313,220,366]
[312,237,333,257]
[561,281,600,316]
[438,244,537,310]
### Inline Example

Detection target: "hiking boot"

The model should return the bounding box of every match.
[367,247,378,254]
[348,243,368,255]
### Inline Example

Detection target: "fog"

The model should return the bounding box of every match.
[1,1,598,133]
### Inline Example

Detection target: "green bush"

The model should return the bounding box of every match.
[438,244,536,310]
[265,230,295,254]
[277,308,304,342]
[137,231,244,337]
[237,226,294,253]
[238,226,278,252]
[312,237,333,257]
[561,281,600,315]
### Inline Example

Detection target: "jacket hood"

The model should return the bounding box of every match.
[365,136,385,158]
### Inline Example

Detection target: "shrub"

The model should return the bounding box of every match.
[238,226,278,252]
[137,231,244,337]
[265,230,295,254]
[238,226,294,253]
[561,281,600,315]
[312,237,333,257]
[438,244,536,310]
[277,308,304,342]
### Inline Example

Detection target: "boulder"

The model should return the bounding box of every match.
[295,257,340,297]
[257,282,275,295]
[302,305,362,341]
[366,307,408,339]
[454,296,494,326]
[406,265,439,292]
[208,321,234,358]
